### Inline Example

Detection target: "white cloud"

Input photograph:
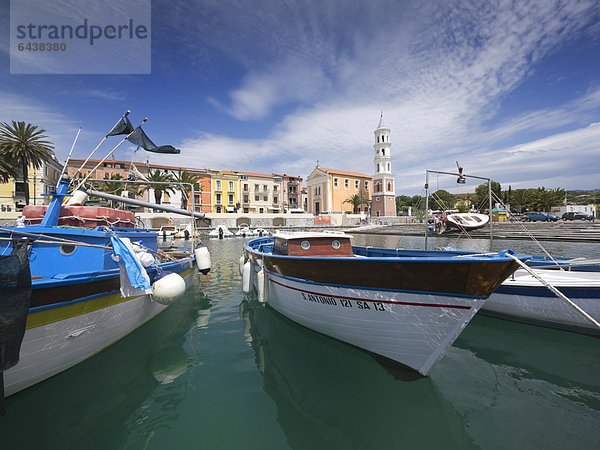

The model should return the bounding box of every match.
[156,0,600,193]
[0,91,109,163]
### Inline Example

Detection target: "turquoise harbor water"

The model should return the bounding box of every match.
[1,235,599,449]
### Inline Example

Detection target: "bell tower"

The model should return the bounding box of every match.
[371,112,396,217]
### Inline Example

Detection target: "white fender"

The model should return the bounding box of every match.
[152,273,186,305]
[256,268,267,303]
[238,256,245,276]
[194,246,211,275]
[66,189,88,205]
[242,261,252,294]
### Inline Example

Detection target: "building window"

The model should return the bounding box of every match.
[228,194,234,205]
[355,180,359,189]
[243,183,248,191]
[365,181,369,191]
[377,164,380,172]
[387,163,390,171]
[259,208,264,213]
[255,195,259,201]
[344,179,349,188]
[382,149,385,156]
[273,196,278,203]
[243,208,249,213]
[333,177,339,188]
[229,181,234,191]
[216,193,221,204]
[274,186,278,192]
[263,196,268,201]
[244,195,248,202]
[387,182,392,191]
[254,184,259,191]
[216,180,221,191]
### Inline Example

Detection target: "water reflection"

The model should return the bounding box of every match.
[1,278,213,448]
[240,299,476,449]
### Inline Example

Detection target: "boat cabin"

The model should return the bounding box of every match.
[272,232,353,257]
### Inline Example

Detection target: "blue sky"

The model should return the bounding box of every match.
[1,0,599,195]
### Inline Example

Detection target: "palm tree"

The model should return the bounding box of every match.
[343,194,368,213]
[141,168,176,205]
[172,169,200,210]
[0,121,54,205]
[0,155,18,183]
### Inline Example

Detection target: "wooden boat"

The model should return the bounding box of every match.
[0,178,210,397]
[445,213,489,231]
[241,231,521,376]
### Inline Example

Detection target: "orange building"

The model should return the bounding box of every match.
[305,166,371,214]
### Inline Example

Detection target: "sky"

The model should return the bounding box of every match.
[1,0,599,195]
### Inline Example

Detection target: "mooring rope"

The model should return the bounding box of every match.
[505,253,600,329]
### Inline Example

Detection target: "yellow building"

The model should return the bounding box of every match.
[0,151,62,217]
[305,166,371,214]
[208,170,239,213]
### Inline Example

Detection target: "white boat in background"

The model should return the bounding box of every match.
[481,268,600,336]
[209,225,234,238]
[235,225,255,237]
[242,232,522,376]
[445,213,489,231]
[253,228,269,237]
[159,225,179,237]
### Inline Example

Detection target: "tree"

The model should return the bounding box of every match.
[510,188,533,211]
[141,168,176,205]
[474,181,501,211]
[343,194,368,213]
[395,195,414,214]
[172,169,200,210]
[0,121,54,205]
[532,187,564,212]
[431,189,455,210]
[0,155,18,183]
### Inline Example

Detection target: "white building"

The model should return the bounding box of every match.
[371,113,396,217]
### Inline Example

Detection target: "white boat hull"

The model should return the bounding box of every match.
[263,271,486,376]
[4,269,195,397]
[482,269,600,335]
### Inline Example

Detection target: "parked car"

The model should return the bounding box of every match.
[523,211,559,222]
[562,211,594,221]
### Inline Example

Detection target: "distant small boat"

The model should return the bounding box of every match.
[235,225,255,237]
[209,226,234,238]
[241,231,522,376]
[445,213,489,231]
[159,225,178,237]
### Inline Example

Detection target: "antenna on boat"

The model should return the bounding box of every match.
[456,161,466,184]
[56,127,82,188]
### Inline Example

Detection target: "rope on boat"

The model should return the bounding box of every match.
[505,253,600,330]
[0,237,111,249]
[0,227,112,250]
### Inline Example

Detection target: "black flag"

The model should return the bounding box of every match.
[106,116,134,137]
[127,126,180,154]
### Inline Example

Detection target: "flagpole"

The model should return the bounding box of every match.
[56,127,82,188]
[73,117,147,192]
[71,110,131,181]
